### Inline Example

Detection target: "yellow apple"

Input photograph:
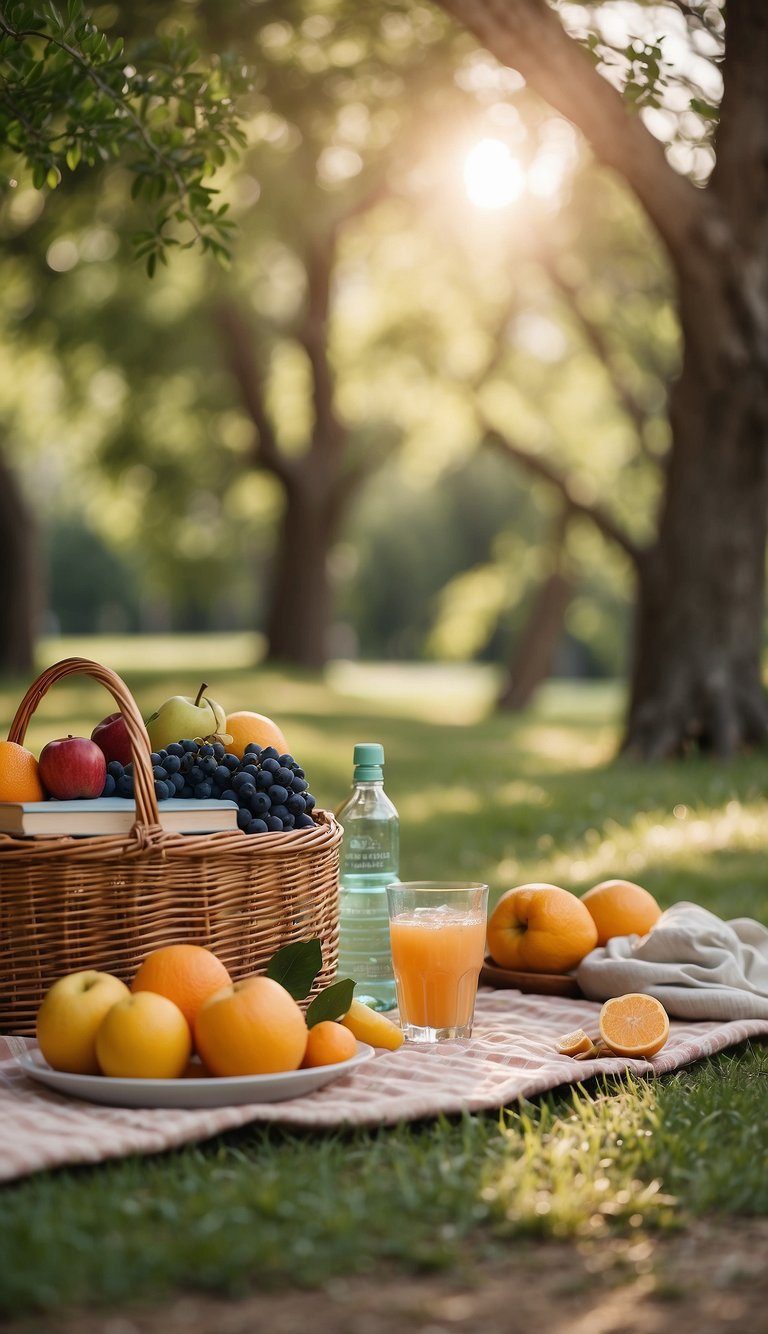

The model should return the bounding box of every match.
[36,970,130,1074]
[145,682,231,750]
[95,992,192,1079]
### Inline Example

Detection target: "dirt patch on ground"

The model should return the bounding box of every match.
[8,1218,768,1334]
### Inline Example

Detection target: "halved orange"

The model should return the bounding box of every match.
[598,993,669,1058]
[556,1027,595,1057]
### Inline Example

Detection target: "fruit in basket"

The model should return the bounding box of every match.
[486,883,598,974]
[301,1020,357,1068]
[340,998,404,1050]
[145,683,231,751]
[91,712,133,767]
[104,739,318,834]
[194,975,308,1076]
[36,970,130,1074]
[131,944,233,1027]
[226,711,288,761]
[0,740,46,802]
[95,991,192,1078]
[581,879,662,946]
[38,736,107,800]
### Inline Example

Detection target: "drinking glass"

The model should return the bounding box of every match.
[386,881,488,1042]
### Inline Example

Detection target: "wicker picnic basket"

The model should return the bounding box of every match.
[0,657,342,1036]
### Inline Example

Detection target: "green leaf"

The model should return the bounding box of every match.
[306,978,355,1029]
[265,938,322,1000]
[690,97,719,122]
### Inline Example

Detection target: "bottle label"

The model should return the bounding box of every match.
[343,833,396,874]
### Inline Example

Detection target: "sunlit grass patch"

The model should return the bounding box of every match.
[485,1078,676,1239]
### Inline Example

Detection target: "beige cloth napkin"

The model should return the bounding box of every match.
[576,901,768,1020]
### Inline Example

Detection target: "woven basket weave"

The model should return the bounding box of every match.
[0,657,342,1036]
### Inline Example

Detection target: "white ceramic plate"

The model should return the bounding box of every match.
[18,1043,375,1109]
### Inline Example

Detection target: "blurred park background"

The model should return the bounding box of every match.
[5,9,768,1323]
[1,0,763,758]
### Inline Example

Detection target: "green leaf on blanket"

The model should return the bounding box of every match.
[306,978,356,1029]
[265,938,322,1000]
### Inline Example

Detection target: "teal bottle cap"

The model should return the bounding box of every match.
[353,742,384,779]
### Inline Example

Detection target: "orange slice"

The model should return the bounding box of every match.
[556,1027,595,1057]
[598,993,669,1058]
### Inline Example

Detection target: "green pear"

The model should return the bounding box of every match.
[145,683,233,751]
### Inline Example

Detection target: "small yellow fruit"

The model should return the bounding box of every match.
[341,998,404,1050]
[95,991,192,1079]
[36,970,130,1075]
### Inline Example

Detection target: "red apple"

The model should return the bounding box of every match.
[38,736,107,800]
[91,712,132,767]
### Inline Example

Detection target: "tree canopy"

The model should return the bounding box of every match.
[3,0,767,761]
[0,0,245,271]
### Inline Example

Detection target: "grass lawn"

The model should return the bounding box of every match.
[1,638,767,1320]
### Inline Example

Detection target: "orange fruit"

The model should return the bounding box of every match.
[193,975,308,1076]
[341,999,405,1050]
[581,879,662,946]
[131,944,232,1028]
[95,991,192,1078]
[301,1020,357,1068]
[486,883,598,974]
[225,710,288,760]
[598,993,669,1058]
[0,740,45,802]
[555,1028,594,1057]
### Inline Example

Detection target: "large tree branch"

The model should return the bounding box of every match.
[431,0,704,268]
[297,231,346,461]
[215,299,296,485]
[540,256,662,462]
[483,424,643,565]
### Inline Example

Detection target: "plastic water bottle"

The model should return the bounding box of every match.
[336,742,399,1011]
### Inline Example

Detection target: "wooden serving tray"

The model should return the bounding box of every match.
[480,957,582,998]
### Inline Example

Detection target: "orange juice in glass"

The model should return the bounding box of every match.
[386,882,488,1041]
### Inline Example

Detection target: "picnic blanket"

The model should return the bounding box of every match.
[3,989,768,1184]
[577,902,768,1019]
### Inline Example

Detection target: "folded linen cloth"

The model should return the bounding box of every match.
[576,901,768,1020]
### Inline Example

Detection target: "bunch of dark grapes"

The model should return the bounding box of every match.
[101,741,317,835]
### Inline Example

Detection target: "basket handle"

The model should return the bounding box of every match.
[6,657,161,827]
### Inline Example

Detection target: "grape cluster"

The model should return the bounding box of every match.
[101,740,317,835]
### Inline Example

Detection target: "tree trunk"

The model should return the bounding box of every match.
[0,448,38,677]
[264,474,340,670]
[498,570,574,711]
[498,512,575,711]
[624,252,768,757]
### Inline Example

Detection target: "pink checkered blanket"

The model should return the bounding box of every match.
[2,990,767,1183]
